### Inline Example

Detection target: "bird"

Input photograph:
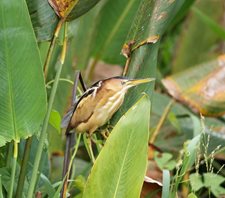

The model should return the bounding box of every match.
[60,76,154,198]
[61,76,154,134]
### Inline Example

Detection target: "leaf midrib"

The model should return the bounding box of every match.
[113,132,132,198]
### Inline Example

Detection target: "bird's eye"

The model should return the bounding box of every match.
[121,81,126,85]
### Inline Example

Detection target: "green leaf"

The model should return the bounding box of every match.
[192,6,225,40]
[83,95,150,198]
[189,173,204,191]
[49,110,61,134]
[185,135,201,169]
[187,193,198,198]
[26,0,58,41]
[92,0,142,64]
[172,0,225,72]
[0,175,3,198]
[190,172,225,197]
[0,0,47,146]
[169,0,195,29]
[72,1,104,69]
[73,175,86,192]
[27,0,101,41]
[162,170,170,198]
[67,0,101,21]
[73,0,142,68]
[154,152,176,171]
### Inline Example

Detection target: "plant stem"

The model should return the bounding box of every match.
[84,58,98,82]
[0,175,3,198]
[8,141,18,198]
[6,142,13,168]
[46,78,74,87]
[55,134,81,198]
[149,100,174,144]
[44,19,64,78]
[83,135,95,163]
[27,21,67,197]
[66,134,81,189]
[15,137,32,198]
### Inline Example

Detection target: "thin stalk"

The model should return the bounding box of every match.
[44,19,64,77]
[6,142,13,168]
[46,78,74,87]
[65,134,81,194]
[55,134,81,198]
[27,21,68,197]
[83,135,95,163]
[0,175,3,198]
[84,58,98,82]
[149,100,174,144]
[122,57,131,76]
[15,138,32,198]
[8,141,18,198]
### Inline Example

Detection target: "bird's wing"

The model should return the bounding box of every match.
[61,106,75,128]
[71,94,97,127]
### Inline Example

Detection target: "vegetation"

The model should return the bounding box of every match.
[0,0,225,197]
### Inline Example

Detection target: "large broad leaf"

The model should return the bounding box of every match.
[90,0,142,65]
[113,0,186,122]
[72,0,142,70]
[67,0,101,21]
[27,0,101,41]
[162,55,225,117]
[26,0,58,41]
[0,0,47,146]
[83,95,150,198]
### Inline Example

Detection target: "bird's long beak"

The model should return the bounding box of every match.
[126,78,155,87]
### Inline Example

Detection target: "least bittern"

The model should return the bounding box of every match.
[61,76,154,134]
[60,74,154,197]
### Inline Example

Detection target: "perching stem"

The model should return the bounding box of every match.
[15,137,32,198]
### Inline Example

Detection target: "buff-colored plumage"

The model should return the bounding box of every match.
[62,77,153,134]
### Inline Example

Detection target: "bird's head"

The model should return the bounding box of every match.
[104,76,155,92]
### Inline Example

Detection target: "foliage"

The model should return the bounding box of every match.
[0,0,225,197]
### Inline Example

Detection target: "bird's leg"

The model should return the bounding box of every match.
[100,121,113,139]
[84,133,96,163]
[100,129,110,139]
[106,120,114,130]
[100,131,108,139]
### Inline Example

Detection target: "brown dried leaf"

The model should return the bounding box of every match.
[48,0,78,18]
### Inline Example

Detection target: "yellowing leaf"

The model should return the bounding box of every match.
[163,55,225,116]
